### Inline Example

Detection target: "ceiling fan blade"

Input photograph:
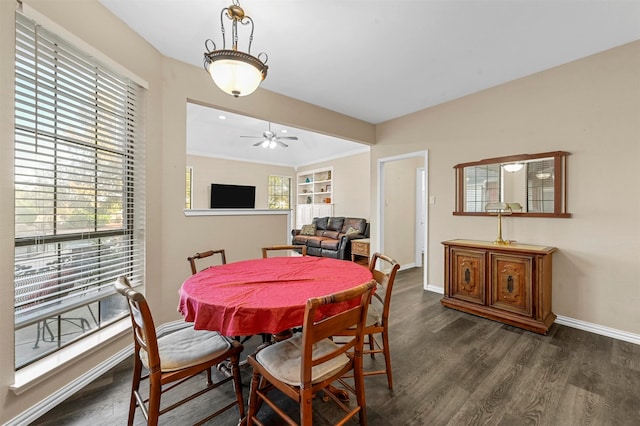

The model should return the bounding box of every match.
[240,135,262,138]
[278,136,298,140]
[253,140,266,147]
[277,140,289,148]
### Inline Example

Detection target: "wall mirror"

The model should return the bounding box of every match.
[453,151,570,218]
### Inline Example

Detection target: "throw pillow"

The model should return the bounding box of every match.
[345,226,360,235]
[300,224,317,236]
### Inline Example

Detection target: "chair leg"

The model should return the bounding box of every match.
[300,387,314,426]
[128,360,143,425]
[353,355,368,426]
[246,368,262,425]
[382,329,393,390]
[147,374,162,426]
[206,367,213,385]
[230,353,245,419]
[368,332,375,358]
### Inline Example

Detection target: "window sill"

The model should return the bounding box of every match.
[11,319,130,395]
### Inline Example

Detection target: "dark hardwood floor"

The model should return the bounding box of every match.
[30,267,640,425]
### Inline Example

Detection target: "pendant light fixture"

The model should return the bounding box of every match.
[502,162,524,173]
[203,0,268,97]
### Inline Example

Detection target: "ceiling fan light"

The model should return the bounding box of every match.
[261,140,270,148]
[269,140,277,149]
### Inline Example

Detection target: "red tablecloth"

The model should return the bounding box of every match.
[178,256,373,336]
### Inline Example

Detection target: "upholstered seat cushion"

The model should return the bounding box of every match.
[366,305,381,327]
[305,236,327,248]
[140,326,231,372]
[255,335,349,386]
[320,239,340,250]
[292,235,310,245]
[320,230,340,239]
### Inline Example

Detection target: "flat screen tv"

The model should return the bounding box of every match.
[210,183,256,209]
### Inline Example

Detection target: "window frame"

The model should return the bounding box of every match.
[268,175,292,210]
[13,11,146,369]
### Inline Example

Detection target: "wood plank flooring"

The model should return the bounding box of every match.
[30,267,640,425]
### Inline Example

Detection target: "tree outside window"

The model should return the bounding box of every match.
[268,176,291,210]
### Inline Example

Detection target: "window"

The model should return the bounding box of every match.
[14,13,146,369]
[268,175,291,210]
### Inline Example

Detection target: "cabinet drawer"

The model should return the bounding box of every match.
[351,240,370,257]
[450,248,485,305]
[489,253,532,316]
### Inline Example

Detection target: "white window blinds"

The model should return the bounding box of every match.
[14,12,146,340]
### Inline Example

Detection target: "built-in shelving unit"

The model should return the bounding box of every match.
[295,167,334,228]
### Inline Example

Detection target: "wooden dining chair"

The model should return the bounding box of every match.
[261,244,307,258]
[246,279,376,426]
[114,276,245,426]
[187,249,227,275]
[363,252,401,389]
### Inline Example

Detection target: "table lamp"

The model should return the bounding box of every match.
[485,202,522,245]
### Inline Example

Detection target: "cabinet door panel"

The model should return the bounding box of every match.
[296,205,313,228]
[490,253,532,316]
[313,203,334,218]
[451,248,485,304]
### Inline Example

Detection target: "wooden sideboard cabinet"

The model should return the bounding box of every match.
[441,239,556,334]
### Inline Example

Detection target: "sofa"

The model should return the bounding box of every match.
[291,216,369,260]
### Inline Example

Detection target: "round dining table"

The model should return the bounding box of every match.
[178,256,373,336]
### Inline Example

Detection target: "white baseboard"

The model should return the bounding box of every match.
[426,284,444,294]
[424,288,640,344]
[6,320,187,426]
[399,262,416,271]
[555,315,640,345]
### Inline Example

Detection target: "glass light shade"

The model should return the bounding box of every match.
[503,163,524,172]
[208,58,264,97]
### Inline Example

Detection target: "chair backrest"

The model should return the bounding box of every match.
[261,245,307,258]
[368,253,400,324]
[187,249,227,275]
[300,279,376,385]
[114,276,161,371]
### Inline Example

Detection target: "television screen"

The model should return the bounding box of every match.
[210,183,256,209]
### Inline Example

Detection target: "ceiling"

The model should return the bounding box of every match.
[186,103,369,168]
[99,0,640,167]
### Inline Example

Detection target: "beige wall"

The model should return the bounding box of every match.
[297,151,371,220]
[0,1,374,422]
[187,154,295,210]
[372,40,640,335]
[1,0,639,422]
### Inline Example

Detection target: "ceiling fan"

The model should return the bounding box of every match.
[241,122,298,149]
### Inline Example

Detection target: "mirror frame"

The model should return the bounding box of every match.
[453,151,571,218]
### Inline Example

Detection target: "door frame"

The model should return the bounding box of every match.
[415,167,425,267]
[376,150,429,290]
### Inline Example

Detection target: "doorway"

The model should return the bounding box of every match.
[377,151,428,290]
